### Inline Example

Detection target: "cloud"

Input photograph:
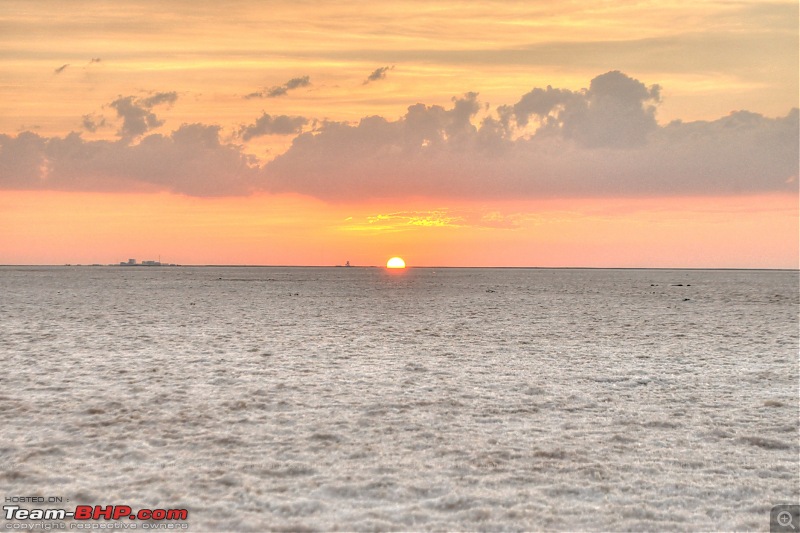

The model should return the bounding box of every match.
[54,64,69,74]
[266,72,797,199]
[109,92,178,139]
[0,72,797,200]
[0,125,261,196]
[284,76,311,90]
[265,87,290,98]
[238,113,308,141]
[500,71,662,148]
[340,208,528,233]
[81,114,106,133]
[246,76,311,99]
[363,66,393,84]
[342,210,463,232]
[303,24,796,79]
[140,92,178,108]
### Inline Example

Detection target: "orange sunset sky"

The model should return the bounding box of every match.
[0,0,797,267]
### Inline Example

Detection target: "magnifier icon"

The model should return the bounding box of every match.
[778,511,796,530]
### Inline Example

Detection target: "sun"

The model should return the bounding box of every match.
[386,257,406,269]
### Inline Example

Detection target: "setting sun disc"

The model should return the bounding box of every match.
[386,257,406,269]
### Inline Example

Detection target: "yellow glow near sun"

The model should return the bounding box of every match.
[386,257,406,269]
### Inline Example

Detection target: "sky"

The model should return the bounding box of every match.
[0,0,797,267]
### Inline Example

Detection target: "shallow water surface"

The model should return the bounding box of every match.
[1,267,798,531]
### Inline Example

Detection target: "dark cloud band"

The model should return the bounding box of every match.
[1,72,797,199]
[246,76,311,99]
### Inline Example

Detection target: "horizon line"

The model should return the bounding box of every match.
[1,264,797,272]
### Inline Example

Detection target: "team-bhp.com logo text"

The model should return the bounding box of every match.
[4,505,188,525]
